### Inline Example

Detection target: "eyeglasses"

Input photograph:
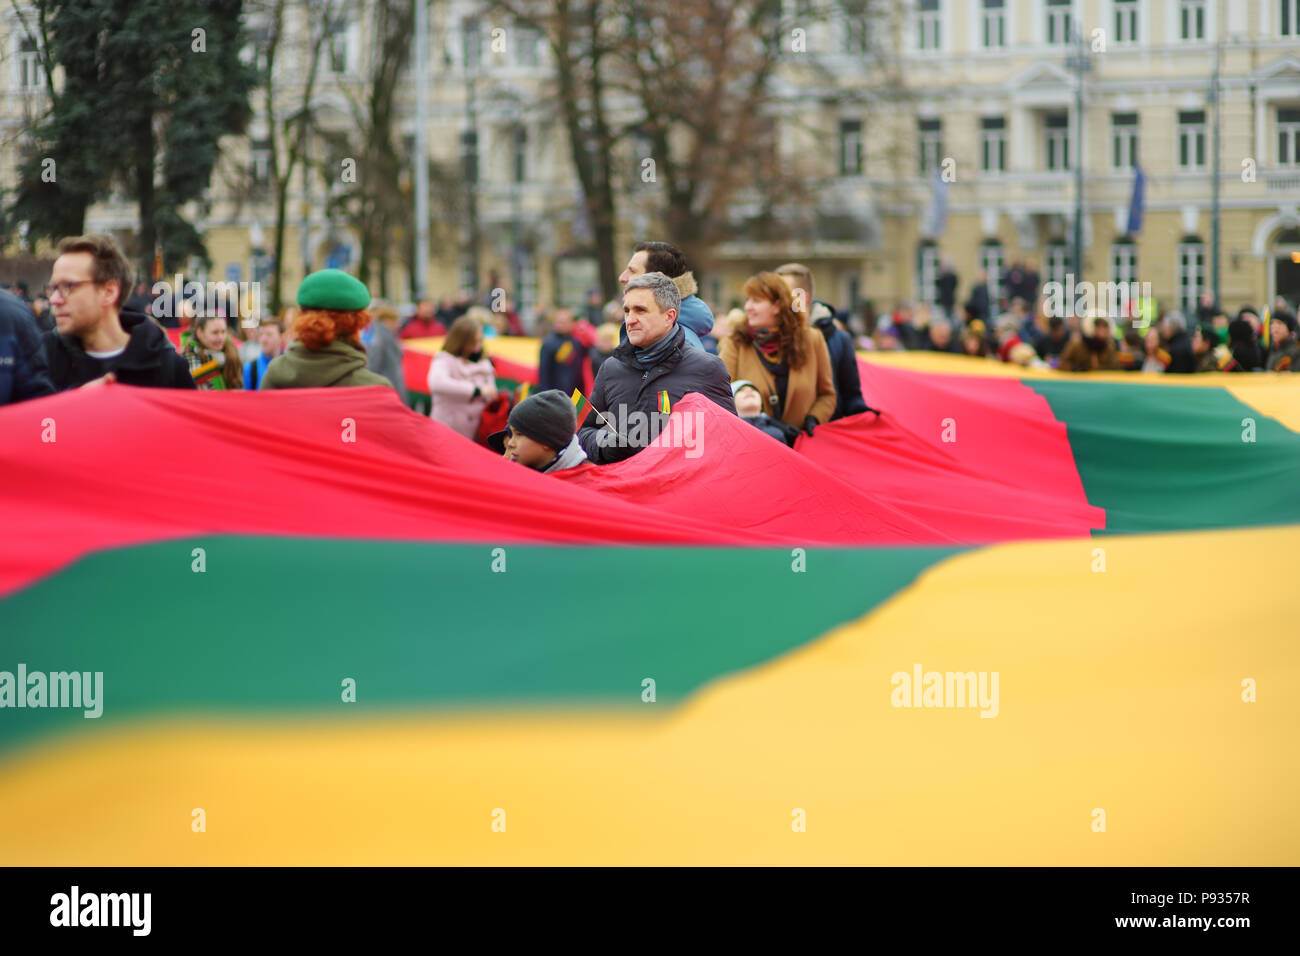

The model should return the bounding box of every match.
[44,280,99,300]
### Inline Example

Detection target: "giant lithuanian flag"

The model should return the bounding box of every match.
[0,350,1296,865]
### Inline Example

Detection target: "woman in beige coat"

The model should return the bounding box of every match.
[719,272,836,435]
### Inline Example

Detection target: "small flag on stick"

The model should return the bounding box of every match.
[572,388,617,433]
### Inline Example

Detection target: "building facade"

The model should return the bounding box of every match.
[2,1,1297,322]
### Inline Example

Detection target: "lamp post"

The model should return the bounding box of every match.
[1065,18,1093,282]
[1209,3,1222,308]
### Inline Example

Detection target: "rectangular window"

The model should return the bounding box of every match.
[1112,243,1138,284]
[1045,113,1070,171]
[1178,110,1206,169]
[462,21,482,71]
[1284,0,1300,37]
[514,25,540,67]
[918,245,940,305]
[1114,0,1139,43]
[17,35,41,90]
[251,139,272,186]
[842,2,870,55]
[982,0,1006,48]
[1046,243,1071,288]
[918,0,941,50]
[846,275,861,312]
[1179,0,1206,40]
[840,119,863,175]
[981,117,1006,173]
[1047,0,1073,46]
[327,19,349,74]
[513,126,527,183]
[1177,242,1205,315]
[1278,107,1300,167]
[1111,112,1139,169]
[919,118,942,175]
[980,244,1005,291]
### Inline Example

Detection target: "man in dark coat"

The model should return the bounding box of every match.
[578,272,735,464]
[0,289,55,405]
[42,234,194,390]
[537,306,587,396]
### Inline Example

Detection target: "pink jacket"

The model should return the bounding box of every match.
[428,350,496,440]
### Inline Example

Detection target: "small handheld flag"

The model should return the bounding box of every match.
[571,387,618,434]
[1262,307,1271,350]
[657,390,671,415]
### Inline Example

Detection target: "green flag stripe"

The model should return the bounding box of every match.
[0,537,961,756]
[1028,381,1300,534]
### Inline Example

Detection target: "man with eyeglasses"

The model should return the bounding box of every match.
[41,234,193,390]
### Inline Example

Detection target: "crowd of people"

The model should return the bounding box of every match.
[2,233,1296,477]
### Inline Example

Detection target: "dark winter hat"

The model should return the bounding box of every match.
[487,389,576,454]
[296,269,371,312]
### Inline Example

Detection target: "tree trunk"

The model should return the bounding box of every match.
[134,112,157,284]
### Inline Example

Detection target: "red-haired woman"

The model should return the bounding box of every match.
[260,269,394,390]
[718,272,836,436]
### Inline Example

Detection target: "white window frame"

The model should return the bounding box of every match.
[918,244,940,306]
[980,243,1005,291]
[1179,0,1206,40]
[1112,242,1138,283]
[1177,242,1205,315]
[1046,0,1073,46]
[840,119,864,176]
[1113,0,1139,44]
[1178,110,1207,170]
[841,4,871,55]
[1046,243,1071,289]
[326,16,352,75]
[917,0,942,51]
[981,117,1007,173]
[1278,108,1300,167]
[982,0,1007,48]
[919,119,942,176]
[1283,0,1300,37]
[1111,113,1139,170]
[1045,114,1070,172]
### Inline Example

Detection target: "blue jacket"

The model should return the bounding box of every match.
[811,302,868,420]
[0,291,54,406]
[538,331,587,395]
[244,351,277,391]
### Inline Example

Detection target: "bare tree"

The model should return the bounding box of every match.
[485,0,623,298]
[255,0,340,312]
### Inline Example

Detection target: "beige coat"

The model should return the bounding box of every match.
[719,327,837,426]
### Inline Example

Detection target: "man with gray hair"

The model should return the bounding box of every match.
[578,272,735,464]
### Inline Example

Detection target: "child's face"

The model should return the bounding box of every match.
[734,386,763,417]
[504,429,555,470]
[196,318,227,351]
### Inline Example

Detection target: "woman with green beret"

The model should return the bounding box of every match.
[260,269,395,390]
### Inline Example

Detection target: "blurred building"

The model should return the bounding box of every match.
[2,1,1298,321]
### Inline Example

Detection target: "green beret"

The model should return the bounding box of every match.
[296,269,371,311]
